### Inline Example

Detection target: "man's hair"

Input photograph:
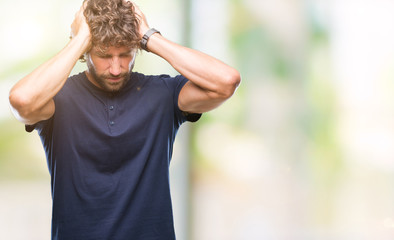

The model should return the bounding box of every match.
[81,0,140,60]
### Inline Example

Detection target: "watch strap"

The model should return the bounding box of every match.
[140,28,161,52]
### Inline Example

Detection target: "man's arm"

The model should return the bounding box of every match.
[8,3,91,125]
[134,4,241,114]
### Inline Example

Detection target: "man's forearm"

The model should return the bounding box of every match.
[147,33,240,97]
[9,3,91,125]
[9,34,90,124]
[131,2,240,113]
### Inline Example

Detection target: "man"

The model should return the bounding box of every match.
[9,0,240,239]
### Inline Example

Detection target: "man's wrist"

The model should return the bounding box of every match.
[140,28,161,52]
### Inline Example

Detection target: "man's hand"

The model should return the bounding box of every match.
[128,1,150,38]
[70,1,91,51]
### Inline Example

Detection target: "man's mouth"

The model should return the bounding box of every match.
[108,77,122,82]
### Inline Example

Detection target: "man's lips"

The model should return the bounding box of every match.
[108,77,121,82]
[106,76,126,83]
[102,73,127,84]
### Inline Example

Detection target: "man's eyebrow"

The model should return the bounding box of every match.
[95,51,110,57]
[120,50,134,55]
[94,49,134,57]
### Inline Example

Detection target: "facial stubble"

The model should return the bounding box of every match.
[86,60,131,93]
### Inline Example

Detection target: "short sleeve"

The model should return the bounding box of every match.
[171,75,202,124]
[25,124,36,133]
[182,111,202,122]
[25,116,54,138]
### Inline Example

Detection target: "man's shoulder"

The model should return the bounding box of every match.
[61,72,87,92]
[133,72,187,88]
[67,72,86,85]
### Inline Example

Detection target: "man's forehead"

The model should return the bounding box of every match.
[91,45,134,55]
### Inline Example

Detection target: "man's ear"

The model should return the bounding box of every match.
[79,51,90,63]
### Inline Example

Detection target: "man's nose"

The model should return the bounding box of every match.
[109,57,121,76]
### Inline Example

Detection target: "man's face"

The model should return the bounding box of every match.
[86,45,136,93]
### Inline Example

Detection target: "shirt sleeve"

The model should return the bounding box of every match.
[25,124,36,133]
[157,74,202,125]
[25,116,54,138]
[172,75,202,123]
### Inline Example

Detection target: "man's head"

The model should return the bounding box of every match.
[82,0,140,92]
[83,0,140,53]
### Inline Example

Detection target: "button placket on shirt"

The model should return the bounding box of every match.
[108,99,116,128]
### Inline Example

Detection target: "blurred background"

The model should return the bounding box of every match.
[2,0,394,239]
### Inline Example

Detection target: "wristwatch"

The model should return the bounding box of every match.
[140,28,161,52]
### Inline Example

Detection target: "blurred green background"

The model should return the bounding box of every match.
[2,0,394,239]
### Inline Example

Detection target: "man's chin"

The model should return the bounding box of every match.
[89,71,130,93]
[104,79,127,92]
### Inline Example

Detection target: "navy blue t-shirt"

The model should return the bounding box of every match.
[27,72,200,240]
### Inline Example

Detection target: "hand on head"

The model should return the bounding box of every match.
[125,1,150,38]
[70,1,91,46]
[71,0,148,54]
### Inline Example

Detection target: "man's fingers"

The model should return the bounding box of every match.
[70,1,90,40]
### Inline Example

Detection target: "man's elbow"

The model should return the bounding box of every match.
[219,69,241,99]
[9,89,34,121]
